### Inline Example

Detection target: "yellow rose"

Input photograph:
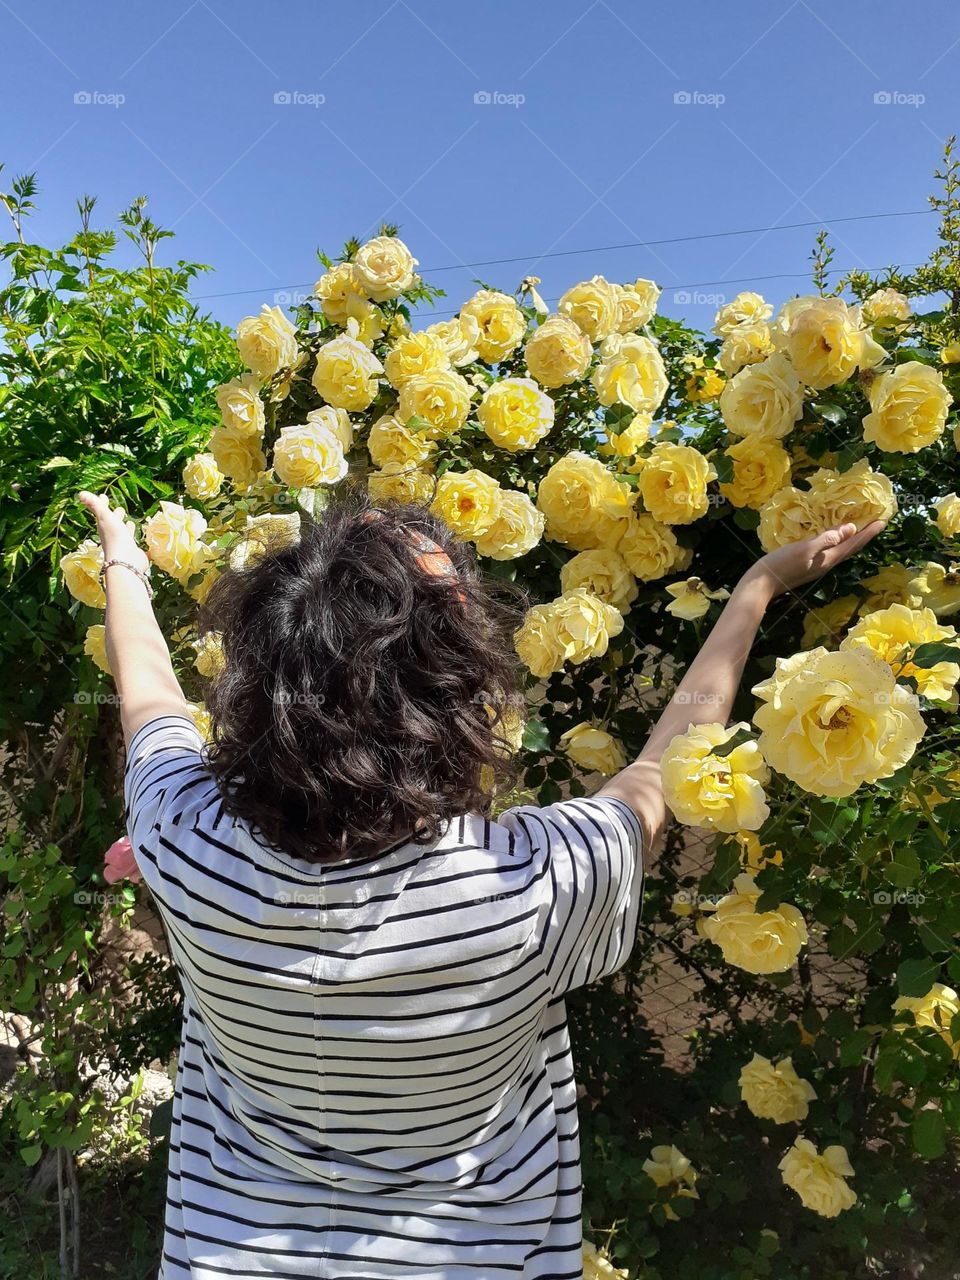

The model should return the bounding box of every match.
[209,426,267,488]
[431,468,502,539]
[862,287,911,325]
[934,493,960,538]
[182,453,224,501]
[700,872,808,974]
[719,353,804,440]
[807,459,898,529]
[592,332,669,415]
[560,548,638,612]
[84,623,111,674]
[312,334,383,411]
[860,563,922,613]
[641,1145,699,1222]
[801,595,858,649]
[735,830,783,873]
[473,489,544,560]
[188,565,220,604]
[686,366,725,403]
[235,304,298,381]
[424,314,480,367]
[910,561,960,617]
[842,603,959,701]
[193,630,225,678]
[739,1054,817,1123]
[893,982,960,1058]
[637,441,717,525]
[383,330,451,389]
[757,484,820,552]
[352,235,418,302]
[582,1239,629,1280]
[661,722,770,833]
[558,722,627,776]
[719,436,792,510]
[665,577,730,621]
[617,512,683,581]
[598,414,653,460]
[229,512,301,571]
[713,291,773,337]
[215,373,266,436]
[313,261,368,324]
[615,278,661,333]
[272,420,348,489]
[477,377,555,452]
[460,289,527,363]
[143,501,208,582]
[514,602,567,678]
[367,414,437,470]
[779,1139,857,1218]
[523,314,592,388]
[306,405,352,453]
[942,342,960,364]
[862,361,951,453]
[558,274,620,342]
[367,462,435,506]
[515,589,624,677]
[718,321,775,376]
[398,369,472,438]
[61,538,106,608]
[537,451,634,551]
[752,646,925,797]
[773,295,886,390]
[342,297,384,348]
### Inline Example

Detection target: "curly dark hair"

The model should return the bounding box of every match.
[199,487,528,865]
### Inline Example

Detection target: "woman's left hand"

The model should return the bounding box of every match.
[78,491,150,574]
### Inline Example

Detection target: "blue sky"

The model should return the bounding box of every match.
[2,1,958,332]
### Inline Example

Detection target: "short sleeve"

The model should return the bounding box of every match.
[123,715,217,892]
[496,795,644,996]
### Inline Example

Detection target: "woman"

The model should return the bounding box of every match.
[80,485,880,1280]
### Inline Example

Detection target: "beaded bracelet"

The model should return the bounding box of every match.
[98,558,154,599]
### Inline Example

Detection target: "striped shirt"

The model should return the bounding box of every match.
[125,715,645,1280]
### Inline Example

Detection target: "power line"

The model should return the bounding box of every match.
[189,208,934,303]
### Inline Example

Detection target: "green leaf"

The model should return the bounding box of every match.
[521,718,550,753]
[712,725,754,758]
[897,957,938,998]
[912,1108,947,1159]
[911,641,960,667]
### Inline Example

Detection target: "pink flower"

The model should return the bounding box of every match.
[103,836,142,885]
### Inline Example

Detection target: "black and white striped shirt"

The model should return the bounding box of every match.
[125,715,644,1279]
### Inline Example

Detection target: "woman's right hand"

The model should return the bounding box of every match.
[745,519,886,600]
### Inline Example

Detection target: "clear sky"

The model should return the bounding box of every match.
[2,1,958,332]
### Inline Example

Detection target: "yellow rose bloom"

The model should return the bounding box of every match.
[615,278,661,333]
[215,373,266,436]
[352,235,418,302]
[306,405,352,453]
[383,330,451,389]
[188,565,221,605]
[800,594,859,649]
[424,314,480,367]
[862,287,911,325]
[194,630,225,678]
[700,872,808,974]
[272,420,348,489]
[523,314,592,388]
[641,1145,699,1222]
[757,484,819,552]
[617,512,683,581]
[719,353,804,440]
[560,548,638,613]
[735,830,782,873]
[537,452,634,551]
[367,462,435,507]
[558,722,627,776]
[842,603,959,701]
[183,453,224,501]
[863,360,952,454]
[779,1139,857,1218]
[713,291,773,337]
[719,436,792,510]
[860,563,922,613]
[229,512,301,571]
[718,321,775,376]
[432,469,502,539]
[83,623,111,674]
[144,501,208,582]
[367,414,437,470]
[598,414,653,460]
[637,441,717,525]
[313,261,368,324]
[893,982,960,1058]
[460,289,527,363]
[185,700,212,744]
[661,722,770,833]
[473,489,544,560]
[312,334,383,412]
[665,577,730,621]
[592,333,669,415]
[515,589,624,677]
[582,1239,629,1280]
[558,274,620,342]
[941,342,960,364]
[807,459,898,530]
[739,1054,817,1123]
[398,369,473,438]
[773,295,885,390]
[909,561,960,617]
[686,366,725,403]
[752,646,925,797]
[477,377,555,452]
[209,426,267,489]
[235,304,298,381]
[934,493,960,538]
[61,538,106,608]
[514,602,567,678]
